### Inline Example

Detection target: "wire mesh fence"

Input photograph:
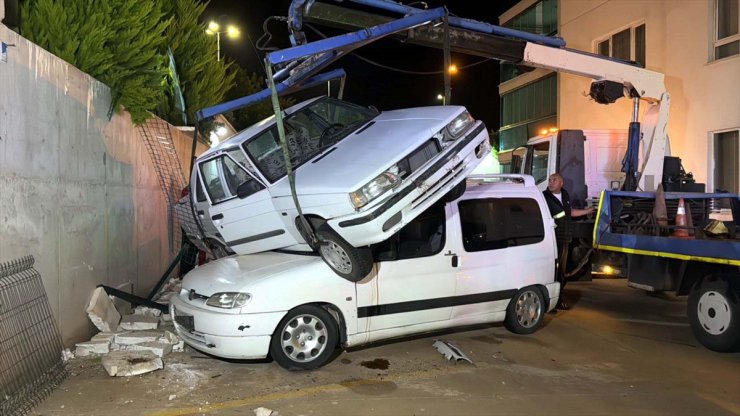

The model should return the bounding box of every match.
[0,256,68,416]
[137,117,189,253]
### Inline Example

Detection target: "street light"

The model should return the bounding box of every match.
[436,94,445,105]
[205,20,240,62]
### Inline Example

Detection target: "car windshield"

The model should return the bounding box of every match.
[243,97,377,183]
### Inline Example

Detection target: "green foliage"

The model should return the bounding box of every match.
[20,0,169,125]
[159,0,236,125]
[223,64,295,131]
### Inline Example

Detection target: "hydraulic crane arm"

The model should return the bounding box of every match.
[288,0,671,191]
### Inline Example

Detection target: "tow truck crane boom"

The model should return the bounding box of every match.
[288,0,671,192]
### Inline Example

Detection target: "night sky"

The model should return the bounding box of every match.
[203,0,518,129]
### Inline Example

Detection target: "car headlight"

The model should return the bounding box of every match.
[446,111,474,139]
[205,292,251,309]
[350,168,401,209]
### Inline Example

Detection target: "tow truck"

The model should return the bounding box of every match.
[277,0,739,352]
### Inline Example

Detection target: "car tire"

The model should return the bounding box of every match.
[270,305,339,371]
[316,224,374,282]
[504,286,546,335]
[442,180,466,203]
[687,274,740,352]
[295,216,320,252]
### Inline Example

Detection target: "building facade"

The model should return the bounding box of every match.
[499,0,740,193]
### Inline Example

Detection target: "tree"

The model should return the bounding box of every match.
[158,0,236,126]
[20,0,169,125]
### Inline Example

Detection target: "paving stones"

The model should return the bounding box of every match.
[102,351,163,377]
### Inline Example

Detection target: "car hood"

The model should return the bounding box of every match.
[271,105,466,195]
[182,252,322,296]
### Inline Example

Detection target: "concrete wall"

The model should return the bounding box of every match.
[559,0,740,188]
[0,24,198,346]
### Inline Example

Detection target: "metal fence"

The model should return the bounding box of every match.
[0,256,68,416]
[138,117,189,253]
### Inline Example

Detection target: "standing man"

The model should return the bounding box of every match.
[543,173,594,310]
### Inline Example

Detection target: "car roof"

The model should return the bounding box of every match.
[197,96,325,160]
[462,175,541,198]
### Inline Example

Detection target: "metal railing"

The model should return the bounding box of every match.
[0,256,67,416]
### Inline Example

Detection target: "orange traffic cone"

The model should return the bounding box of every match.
[672,198,691,239]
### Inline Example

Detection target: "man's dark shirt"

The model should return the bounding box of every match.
[543,188,572,242]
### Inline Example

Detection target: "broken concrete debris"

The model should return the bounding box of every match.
[86,287,121,332]
[253,407,280,416]
[102,351,163,377]
[433,340,474,364]
[75,281,186,376]
[74,340,110,357]
[120,313,159,331]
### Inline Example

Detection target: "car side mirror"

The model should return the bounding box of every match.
[236,180,261,199]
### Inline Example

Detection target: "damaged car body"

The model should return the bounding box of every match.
[190,95,489,280]
[170,175,559,370]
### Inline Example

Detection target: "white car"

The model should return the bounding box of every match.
[170,175,559,370]
[189,96,490,280]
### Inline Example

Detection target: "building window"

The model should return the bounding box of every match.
[714,0,739,60]
[499,74,557,150]
[595,23,646,66]
[500,0,558,83]
[714,130,739,194]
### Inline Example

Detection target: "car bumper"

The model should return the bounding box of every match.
[169,293,286,359]
[544,282,561,312]
[329,123,489,247]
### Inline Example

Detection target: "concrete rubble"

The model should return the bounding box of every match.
[73,279,187,377]
[85,287,121,332]
[102,351,163,377]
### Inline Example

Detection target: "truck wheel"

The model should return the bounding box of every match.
[270,305,338,371]
[442,180,466,203]
[316,225,373,282]
[687,274,740,352]
[504,286,546,335]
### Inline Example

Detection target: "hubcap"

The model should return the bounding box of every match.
[280,314,329,362]
[697,291,731,335]
[320,241,353,274]
[515,290,541,329]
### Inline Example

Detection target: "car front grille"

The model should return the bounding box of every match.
[398,140,441,179]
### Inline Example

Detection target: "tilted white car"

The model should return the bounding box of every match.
[170,175,559,370]
[189,96,490,280]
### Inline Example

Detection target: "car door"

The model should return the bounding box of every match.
[361,203,457,333]
[199,151,297,254]
[451,194,550,320]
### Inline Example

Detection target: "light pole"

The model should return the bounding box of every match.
[205,21,240,61]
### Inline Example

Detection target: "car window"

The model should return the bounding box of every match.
[372,203,446,261]
[458,198,544,252]
[243,98,376,183]
[199,155,263,204]
[195,175,207,202]
[532,141,550,185]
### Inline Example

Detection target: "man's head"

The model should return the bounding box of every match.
[548,173,564,193]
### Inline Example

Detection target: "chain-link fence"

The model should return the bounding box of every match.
[0,256,68,416]
[137,117,189,253]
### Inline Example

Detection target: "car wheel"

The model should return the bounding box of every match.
[442,180,466,203]
[316,224,373,282]
[504,286,546,335]
[687,274,740,352]
[295,217,320,252]
[270,305,338,371]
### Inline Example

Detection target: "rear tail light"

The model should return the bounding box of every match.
[180,186,190,198]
